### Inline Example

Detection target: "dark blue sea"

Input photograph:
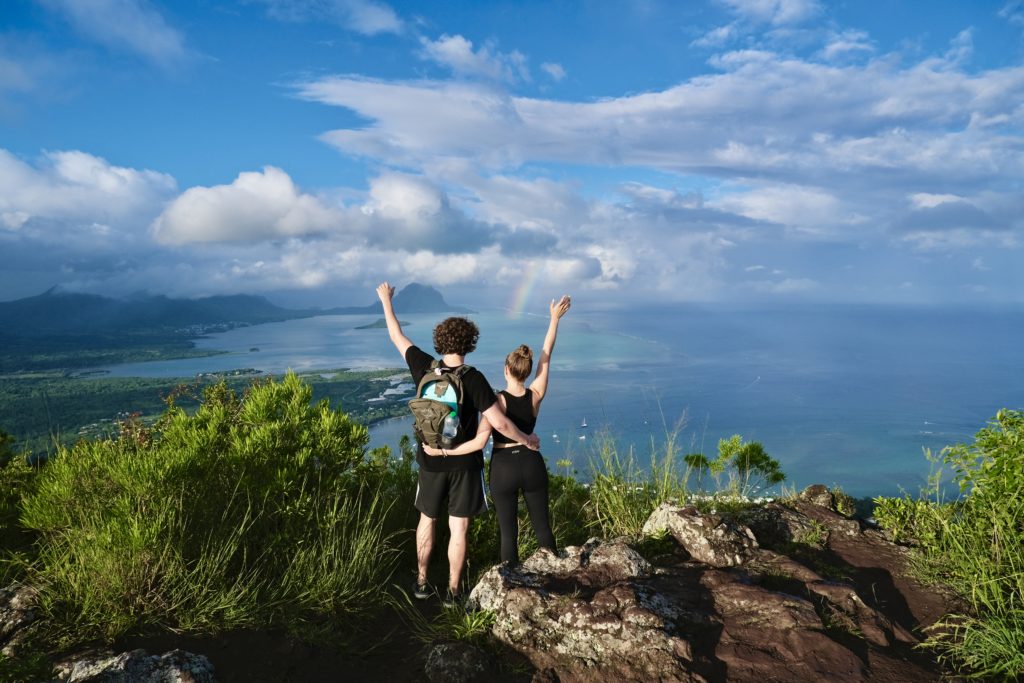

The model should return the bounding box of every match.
[100,303,1024,497]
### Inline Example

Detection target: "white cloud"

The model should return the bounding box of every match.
[820,29,873,61]
[540,62,566,81]
[37,0,191,68]
[717,0,822,26]
[712,184,840,235]
[692,23,740,48]
[419,34,529,83]
[254,0,403,35]
[0,148,176,239]
[909,193,964,209]
[298,43,1024,187]
[152,167,342,244]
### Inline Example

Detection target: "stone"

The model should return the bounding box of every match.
[424,642,490,683]
[0,583,38,657]
[54,648,216,683]
[743,502,830,549]
[642,504,758,567]
[799,484,835,510]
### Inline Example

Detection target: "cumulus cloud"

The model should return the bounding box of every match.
[37,0,191,68]
[359,172,496,253]
[253,0,403,35]
[152,167,342,245]
[419,35,529,83]
[0,148,176,239]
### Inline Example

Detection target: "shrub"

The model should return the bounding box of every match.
[880,410,1024,679]
[20,373,403,643]
[0,433,38,586]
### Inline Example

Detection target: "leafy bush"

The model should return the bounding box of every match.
[872,495,951,546]
[877,411,1024,679]
[918,409,1024,679]
[20,373,404,643]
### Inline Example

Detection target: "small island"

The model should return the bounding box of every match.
[355,317,410,330]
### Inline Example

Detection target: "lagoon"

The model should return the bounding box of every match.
[99,303,1024,498]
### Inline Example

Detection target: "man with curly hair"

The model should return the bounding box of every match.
[376,282,539,604]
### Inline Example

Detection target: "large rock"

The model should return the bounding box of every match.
[54,648,216,683]
[469,540,702,682]
[0,583,38,656]
[642,504,758,567]
[743,502,830,548]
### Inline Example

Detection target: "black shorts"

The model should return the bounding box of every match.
[415,467,487,519]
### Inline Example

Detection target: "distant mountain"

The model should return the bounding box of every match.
[0,288,312,336]
[324,283,475,315]
[0,283,472,336]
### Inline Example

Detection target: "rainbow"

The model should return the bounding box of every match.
[507,261,542,318]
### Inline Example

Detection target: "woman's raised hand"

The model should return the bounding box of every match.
[550,295,571,320]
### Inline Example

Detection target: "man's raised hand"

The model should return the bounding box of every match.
[376,282,396,303]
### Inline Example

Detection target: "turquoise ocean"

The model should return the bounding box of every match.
[99,304,1024,498]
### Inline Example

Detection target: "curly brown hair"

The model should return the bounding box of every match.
[433,317,479,356]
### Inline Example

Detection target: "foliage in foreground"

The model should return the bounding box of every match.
[17,374,408,643]
[874,409,1024,680]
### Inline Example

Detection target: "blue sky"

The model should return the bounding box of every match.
[1,0,1023,308]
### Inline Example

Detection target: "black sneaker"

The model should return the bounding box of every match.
[441,588,464,609]
[413,579,431,600]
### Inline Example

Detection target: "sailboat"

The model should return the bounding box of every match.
[580,417,588,428]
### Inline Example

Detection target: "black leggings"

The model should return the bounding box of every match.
[489,447,556,564]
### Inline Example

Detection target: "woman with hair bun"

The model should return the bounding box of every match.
[424,295,572,565]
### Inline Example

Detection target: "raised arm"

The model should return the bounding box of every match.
[483,403,540,450]
[422,417,493,457]
[376,282,413,358]
[529,295,571,403]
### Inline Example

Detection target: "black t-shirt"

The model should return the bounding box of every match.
[405,345,496,471]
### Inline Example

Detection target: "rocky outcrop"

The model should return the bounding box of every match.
[470,487,945,682]
[641,503,758,567]
[53,649,216,683]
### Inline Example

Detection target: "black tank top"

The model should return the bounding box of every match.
[492,389,537,445]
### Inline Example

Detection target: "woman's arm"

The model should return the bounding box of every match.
[422,417,494,457]
[376,282,414,358]
[529,295,571,404]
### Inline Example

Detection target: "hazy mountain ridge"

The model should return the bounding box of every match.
[0,283,472,336]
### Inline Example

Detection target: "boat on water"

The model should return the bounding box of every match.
[581,417,587,428]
